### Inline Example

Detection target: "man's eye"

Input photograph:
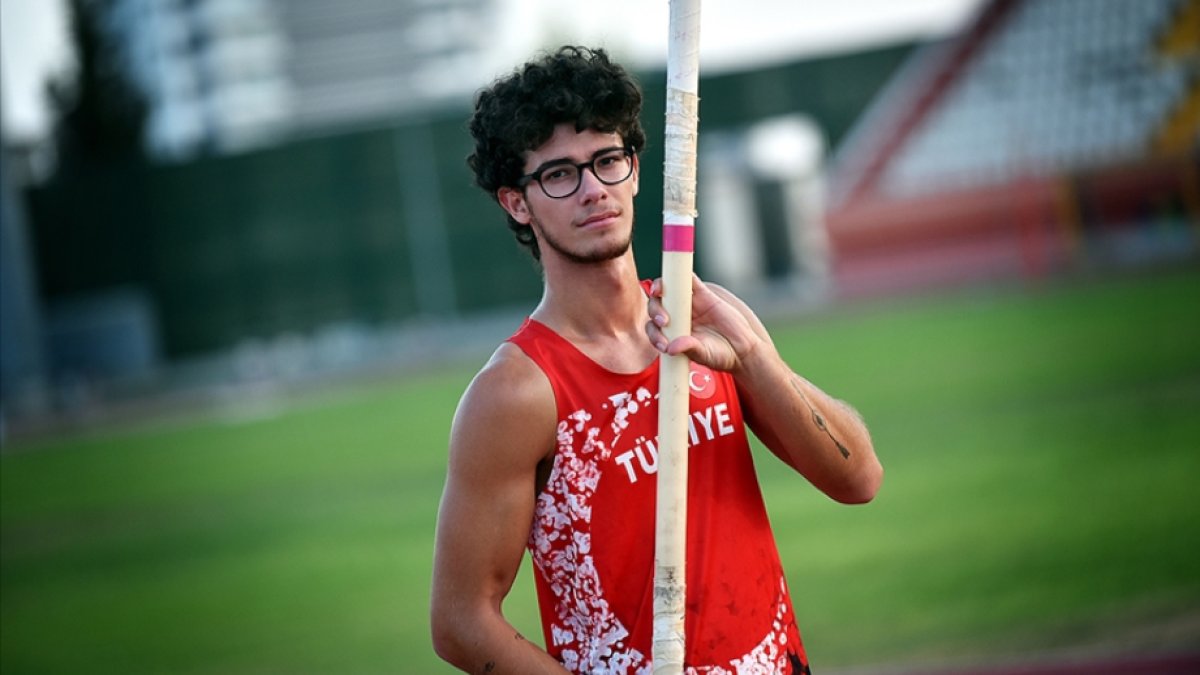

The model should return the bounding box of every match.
[544,168,574,182]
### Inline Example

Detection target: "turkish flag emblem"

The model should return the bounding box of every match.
[688,362,717,400]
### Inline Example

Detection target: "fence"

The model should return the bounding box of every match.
[24,44,915,362]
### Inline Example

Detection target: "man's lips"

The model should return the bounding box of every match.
[578,211,621,228]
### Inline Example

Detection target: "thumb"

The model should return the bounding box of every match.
[665,335,704,359]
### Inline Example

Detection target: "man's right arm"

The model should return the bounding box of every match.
[430,344,569,674]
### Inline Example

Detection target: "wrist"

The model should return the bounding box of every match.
[730,334,778,382]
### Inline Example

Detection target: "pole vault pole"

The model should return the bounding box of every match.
[653,0,700,672]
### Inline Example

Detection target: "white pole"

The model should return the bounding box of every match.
[653,0,700,672]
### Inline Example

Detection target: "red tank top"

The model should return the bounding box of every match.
[509,318,808,674]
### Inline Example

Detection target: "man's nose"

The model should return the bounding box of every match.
[577,166,607,200]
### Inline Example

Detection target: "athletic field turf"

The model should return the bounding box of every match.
[2,265,1198,673]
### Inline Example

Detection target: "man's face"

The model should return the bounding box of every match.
[499,124,640,265]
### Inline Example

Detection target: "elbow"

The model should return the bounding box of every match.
[430,609,457,665]
[832,455,883,505]
[430,599,471,668]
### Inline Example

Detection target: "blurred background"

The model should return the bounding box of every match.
[2,0,1195,428]
[1,0,1197,673]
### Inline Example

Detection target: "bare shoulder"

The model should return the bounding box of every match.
[449,342,557,471]
[456,342,554,424]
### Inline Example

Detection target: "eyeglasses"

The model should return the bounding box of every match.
[517,147,635,199]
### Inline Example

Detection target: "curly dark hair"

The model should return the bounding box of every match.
[467,46,647,261]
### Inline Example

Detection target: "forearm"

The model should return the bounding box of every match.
[432,604,568,674]
[646,277,882,501]
[733,344,881,503]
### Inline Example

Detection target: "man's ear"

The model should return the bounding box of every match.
[497,186,532,225]
[630,154,640,197]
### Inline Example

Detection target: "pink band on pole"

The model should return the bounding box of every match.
[662,224,694,253]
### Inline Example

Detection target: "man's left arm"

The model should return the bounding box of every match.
[646,275,882,504]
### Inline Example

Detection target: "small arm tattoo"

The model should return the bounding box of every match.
[791,377,852,459]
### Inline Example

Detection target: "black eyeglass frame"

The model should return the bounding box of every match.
[516,147,636,199]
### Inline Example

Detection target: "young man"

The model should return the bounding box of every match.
[431,46,882,674]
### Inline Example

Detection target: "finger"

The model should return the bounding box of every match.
[690,275,732,320]
[690,272,717,303]
[646,319,668,352]
[646,295,668,328]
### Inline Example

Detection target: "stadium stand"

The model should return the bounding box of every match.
[826,0,1199,297]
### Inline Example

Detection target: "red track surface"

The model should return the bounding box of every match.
[835,652,1200,675]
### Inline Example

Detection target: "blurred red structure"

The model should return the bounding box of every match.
[825,0,1200,298]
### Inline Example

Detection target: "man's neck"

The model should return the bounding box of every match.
[533,250,647,341]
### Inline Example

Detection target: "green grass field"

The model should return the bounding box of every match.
[3,266,1199,673]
